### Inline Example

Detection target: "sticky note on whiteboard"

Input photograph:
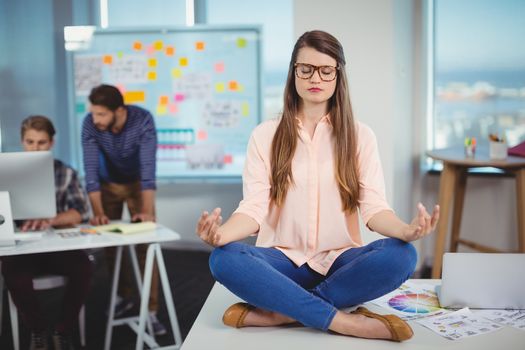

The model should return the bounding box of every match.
[236,38,247,48]
[165,46,175,56]
[147,71,157,80]
[124,91,145,104]
[179,57,188,66]
[154,40,163,50]
[103,55,113,64]
[215,82,225,93]
[195,41,205,51]
[171,68,182,78]
[133,41,143,50]
[214,62,225,73]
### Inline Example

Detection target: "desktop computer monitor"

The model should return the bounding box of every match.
[0,151,57,220]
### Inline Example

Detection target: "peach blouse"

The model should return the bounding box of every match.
[234,116,392,275]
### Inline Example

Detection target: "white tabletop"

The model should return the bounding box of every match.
[181,279,525,350]
[0,224,180,256]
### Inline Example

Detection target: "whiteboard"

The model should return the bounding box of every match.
[65,26,262,179]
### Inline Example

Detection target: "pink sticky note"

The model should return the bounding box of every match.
[214,62,225,73]
[146,45,155,55]
[116,84,126,94]
[224,154,233,164]
[174,93,185,102]
[197,130,208,140]
[169,104,178,114]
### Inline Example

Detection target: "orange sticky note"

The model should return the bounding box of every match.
[179,57,188,66]
[195,41,205,51]
[123,91,145,104]
[159,95,169,105]
[154,40,163,50]
[228,80,238,91]
[165,46,175,56]
[103,55,113,64]
[133,41,143,50]
[197,130,208,140]
[147,71,157,80]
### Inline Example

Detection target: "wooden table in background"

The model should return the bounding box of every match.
[427,147,525,278]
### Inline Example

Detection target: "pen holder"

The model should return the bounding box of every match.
[464,145,476,158]
[489,141,507,160]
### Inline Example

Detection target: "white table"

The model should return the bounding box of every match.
[182,279,525,350]
[0,225,183,350]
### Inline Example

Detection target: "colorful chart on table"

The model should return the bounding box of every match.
[388,293,441,314]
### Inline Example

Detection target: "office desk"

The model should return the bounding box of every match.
[427,147,525,279]
[181,279,525,350]
[0,225,182,350]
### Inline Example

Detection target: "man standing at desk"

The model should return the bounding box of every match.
[2,116,92,350]
[81,84,165,334]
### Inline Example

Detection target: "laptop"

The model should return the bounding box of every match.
[438,253,525,309]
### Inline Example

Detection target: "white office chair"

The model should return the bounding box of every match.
[5,275,86,350]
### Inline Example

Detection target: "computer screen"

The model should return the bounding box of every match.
[0,151,56,220]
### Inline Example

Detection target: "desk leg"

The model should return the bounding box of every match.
[128,245,154,337]
[432,163,457,278]
[155,244,183,348]
[136,244,155,350]
[449,168,467,252]
[516,168,525,253]
[104,246,123,350]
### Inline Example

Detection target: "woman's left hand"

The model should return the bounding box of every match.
[402,203,440,242]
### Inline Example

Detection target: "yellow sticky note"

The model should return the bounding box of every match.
[236,38,247,48]
[103,55,113,64]
[171,68,182,78]
[133,41,143,50]
[159,95,169,105]
[123,91,145,104]
[156,105,167,116]
[148,58,157,67]
[165,46,175,56]
[195,41,205,51]
[154,40,163,50]
[147,71,157,80]
[179,57,188,66]
[117,52,123,58]
[215,82,225,93]
[241,102,249,116]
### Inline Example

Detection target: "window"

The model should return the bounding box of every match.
[433,0,525,151]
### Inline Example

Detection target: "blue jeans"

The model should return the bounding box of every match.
[209,238,417,331]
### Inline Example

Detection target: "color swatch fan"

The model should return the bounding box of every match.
[388,293,441,314]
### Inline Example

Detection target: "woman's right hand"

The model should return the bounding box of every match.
[196,208,223,247]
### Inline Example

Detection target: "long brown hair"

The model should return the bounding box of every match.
[270,30,360,213]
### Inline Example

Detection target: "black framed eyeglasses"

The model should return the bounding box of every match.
[294,63,339,82]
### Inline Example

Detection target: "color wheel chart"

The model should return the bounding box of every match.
[388,293,441,314]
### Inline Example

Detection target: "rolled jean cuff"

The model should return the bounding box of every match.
[321,307,338,331]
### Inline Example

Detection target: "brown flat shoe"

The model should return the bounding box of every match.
[222,302,255,328]
[351,307,414,342]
